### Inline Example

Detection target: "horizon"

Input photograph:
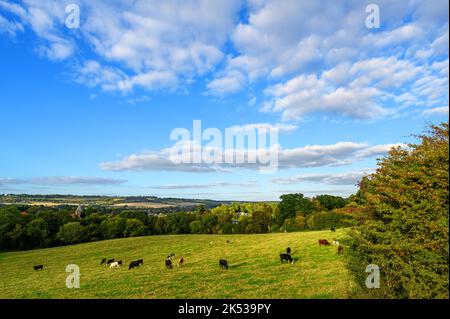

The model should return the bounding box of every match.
[1,0,448,201]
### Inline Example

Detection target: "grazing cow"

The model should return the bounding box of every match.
[331,227,336,232]
[106,259,115,265]
[100,258,107,265]
[110,262,120,269]
[286,247,291,255]
[178,257,184,267]
[33,265,44,271]
[226,240,230,243]
[165,259,173,269]
[219,259,228,270]
[280,253,294,264]
[319,239,331,246]
[338,245,344,255]
[128,259,144,270]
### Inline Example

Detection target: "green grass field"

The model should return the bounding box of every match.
[0,229,356,299]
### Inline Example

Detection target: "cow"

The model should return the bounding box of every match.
[128,259,144,270]
[319,239,331,246]
[330,227,336,232]
[165,259,173,269]
[226,240,230,243]
[33,265,44,271]
[331,240,339,246]
[106,259,115,265]
[178,257,184,267]
[338,245,344,255]
[286,247,291,255]
[280,253,294,264]
[110,261,120,269]
[100,258,107,265]
[219,259,228,270]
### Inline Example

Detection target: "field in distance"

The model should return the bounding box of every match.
[0,229,355,299]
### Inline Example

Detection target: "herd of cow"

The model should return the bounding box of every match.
[32,231,344,272]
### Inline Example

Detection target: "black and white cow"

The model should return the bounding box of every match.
[280,253,294,264]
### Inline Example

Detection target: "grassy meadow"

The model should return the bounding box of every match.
[0,229,356,299]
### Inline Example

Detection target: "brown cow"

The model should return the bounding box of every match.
[319,239,331,246]
[338,245,344,254]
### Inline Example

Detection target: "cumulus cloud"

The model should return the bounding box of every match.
[1,0,241,91]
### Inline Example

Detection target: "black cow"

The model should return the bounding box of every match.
[106,259,115,265]
[330,227,336,232]
[286,247,291,255]
[100,258,106,265]
[165,259,172,269]
[33,265,44,271]
[128,259,144,270]
[219,259,228,270]
[280,253,294,264]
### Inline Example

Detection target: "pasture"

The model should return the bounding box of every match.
[0,229,355,299]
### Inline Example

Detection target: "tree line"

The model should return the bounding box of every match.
[0,193,355,251]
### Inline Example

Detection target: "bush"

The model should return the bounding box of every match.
[349,123,449,299]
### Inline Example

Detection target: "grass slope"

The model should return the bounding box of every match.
[0,229,355,299]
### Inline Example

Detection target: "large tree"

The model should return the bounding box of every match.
[350,123,449,299]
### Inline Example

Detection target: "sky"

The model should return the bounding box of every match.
[0,0,448,201]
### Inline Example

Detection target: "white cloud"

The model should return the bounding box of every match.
[229,122,298,134]
[149,181,258,189]
[99,140,404,172]
[421,106,449,116]
[272,169,375,185]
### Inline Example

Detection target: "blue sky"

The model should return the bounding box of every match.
[0,0,448,201]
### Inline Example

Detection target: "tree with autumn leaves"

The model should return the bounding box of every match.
[349,123,449,299]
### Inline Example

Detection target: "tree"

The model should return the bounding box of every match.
[123,218,146,237]
[314,195,346,210]
[57,222,86,244]
[24,218,49,247]
[349,123,449,299]
[252,209,272,233]
[189,220,207,234]
[100,217,126,239]
[278,193,314,224]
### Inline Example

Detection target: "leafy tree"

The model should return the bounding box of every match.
[25,218,49,247]
[278,193,314,224]
[314,195,346,210]
[123,218,146,237]
[189,220,207,234]
[57,222,86,245]
[349,123,449,299]
[251,209,272,233]
[100,217,126,239]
